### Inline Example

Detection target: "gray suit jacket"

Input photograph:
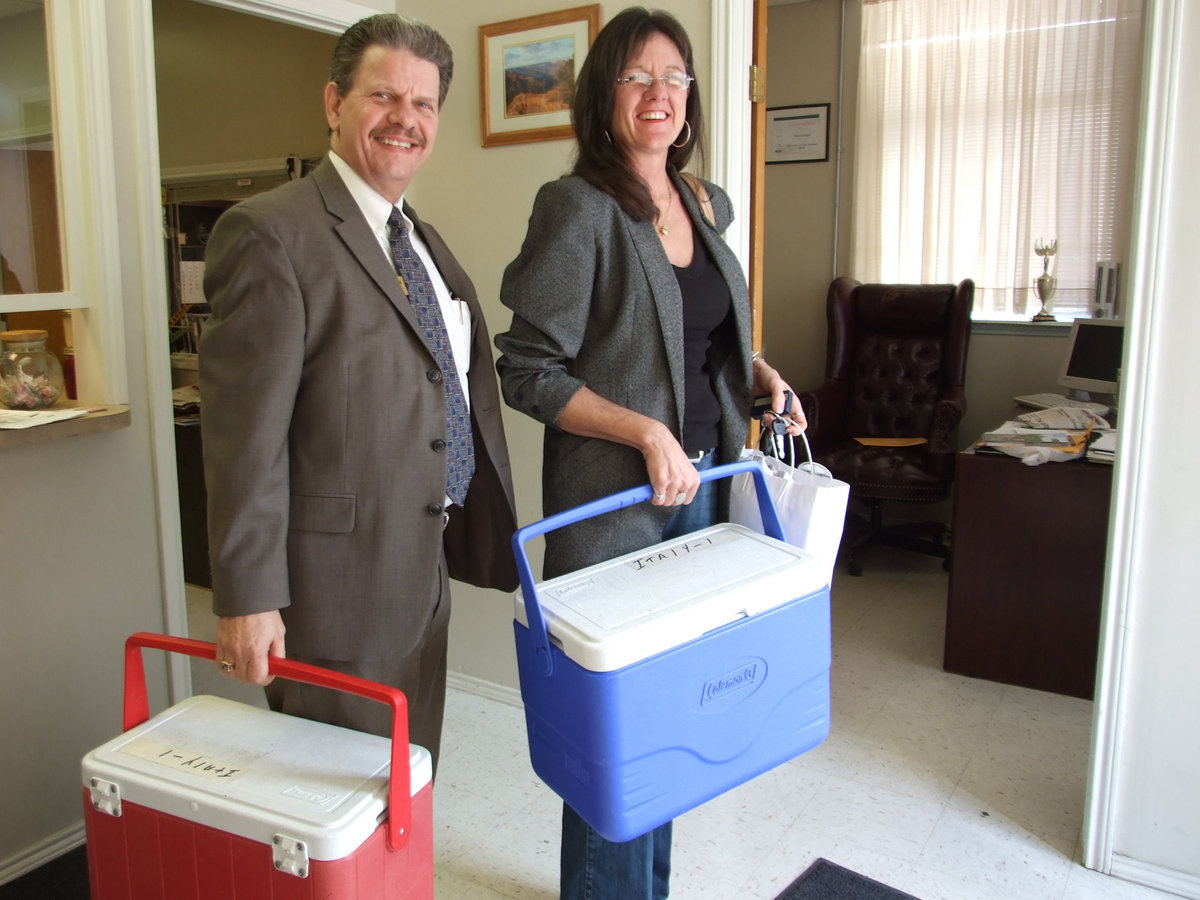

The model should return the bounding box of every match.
[201,157,518,661]
[496,169,752,578]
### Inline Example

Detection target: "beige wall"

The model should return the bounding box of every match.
[763,0,846,395]
[153,0,336,171]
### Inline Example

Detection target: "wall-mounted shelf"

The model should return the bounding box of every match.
[0,403,131,450]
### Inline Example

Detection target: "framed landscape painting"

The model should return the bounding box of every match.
[478,5,601,147]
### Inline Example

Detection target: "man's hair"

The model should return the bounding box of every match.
[571,7,705,221]
[330,14,454,108]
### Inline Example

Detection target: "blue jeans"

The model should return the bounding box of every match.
[560,449,718,900]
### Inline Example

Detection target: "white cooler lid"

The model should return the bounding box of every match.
[82,695,431,861]
[514,522,825,672]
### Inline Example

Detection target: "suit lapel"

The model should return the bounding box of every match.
[312,160,420,331]
[631,217,687,423]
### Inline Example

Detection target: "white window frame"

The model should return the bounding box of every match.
[1,0,127,400]
[852,1,1143,324]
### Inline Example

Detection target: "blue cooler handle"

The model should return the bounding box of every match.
[122,632,412,852]
[512,459,784,676]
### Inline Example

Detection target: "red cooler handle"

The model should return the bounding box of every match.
[122,632,411,851]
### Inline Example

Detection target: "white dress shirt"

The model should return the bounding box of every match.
[327,152,472,408]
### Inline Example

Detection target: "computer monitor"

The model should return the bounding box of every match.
[1058,317,1124,396]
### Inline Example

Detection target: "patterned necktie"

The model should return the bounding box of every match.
[387,208,475,506]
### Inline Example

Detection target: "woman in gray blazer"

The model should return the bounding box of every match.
[495,8,804,899]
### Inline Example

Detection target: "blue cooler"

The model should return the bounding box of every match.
[512,461,831,843]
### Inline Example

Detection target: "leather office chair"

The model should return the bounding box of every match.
[798,277,973,575]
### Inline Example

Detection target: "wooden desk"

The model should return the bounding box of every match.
[943,448,1112,699]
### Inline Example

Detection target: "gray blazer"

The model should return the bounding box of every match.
[496,169,752,578]
[201,157,518,661]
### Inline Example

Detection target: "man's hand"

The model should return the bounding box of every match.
[216,611,286,685]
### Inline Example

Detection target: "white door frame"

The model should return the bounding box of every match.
[126,0,379,705]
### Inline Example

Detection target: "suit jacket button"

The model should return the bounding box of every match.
[431,439,447,452]
[427,369,443,383]
[427,502,445,517]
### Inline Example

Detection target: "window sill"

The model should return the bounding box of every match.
[0,403,131,450]
[971,319,1072,337]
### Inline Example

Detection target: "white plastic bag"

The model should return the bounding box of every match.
[729,433,850,586]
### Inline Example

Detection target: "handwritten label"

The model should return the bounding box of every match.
[627,535,714,572]
[120,737,245,781]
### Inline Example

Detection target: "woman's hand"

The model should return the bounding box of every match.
[640,428,702,507]
[753,356,807,436]
[557,387,700,506]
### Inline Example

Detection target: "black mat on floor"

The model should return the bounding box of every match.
[775,858,922,900]
[0,845,89,899]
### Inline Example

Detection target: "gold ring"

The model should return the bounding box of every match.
[219,659,235,673]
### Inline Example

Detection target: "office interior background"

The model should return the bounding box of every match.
[0,0,1196,895]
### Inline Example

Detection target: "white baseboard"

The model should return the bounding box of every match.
[0,823,86,887]
[447,671,523,709]
[1111,853,1200,899]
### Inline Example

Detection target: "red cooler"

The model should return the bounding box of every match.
[82,633,432,899]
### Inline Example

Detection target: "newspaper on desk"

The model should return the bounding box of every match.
[978,406,1111,466]
[1015,406,1110,430]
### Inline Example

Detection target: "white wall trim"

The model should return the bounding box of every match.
[1111,854,1200,899]
[0,824,84,886]
[447,671,524,709]
[111,0,194,701]
[710,0,752,272]
[193,0,380,34]
[13,0,130,401]
[1082,0,1183,874]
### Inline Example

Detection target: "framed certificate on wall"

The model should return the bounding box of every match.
[766,103,831,164]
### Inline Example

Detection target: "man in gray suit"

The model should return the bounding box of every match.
[199,14,517,769]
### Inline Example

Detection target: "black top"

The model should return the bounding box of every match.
[673,235,733,454]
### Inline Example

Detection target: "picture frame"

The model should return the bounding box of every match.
[766,103,831,164]
[478,5,601,148]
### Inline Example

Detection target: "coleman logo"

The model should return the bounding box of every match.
[701,659,765,706]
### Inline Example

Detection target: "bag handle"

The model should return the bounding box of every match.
[680,171,715,227]
[122,632,411,851]
[512,460,784,678]
[755,392,829,481]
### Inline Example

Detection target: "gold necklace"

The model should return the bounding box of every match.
[656,186,673,236]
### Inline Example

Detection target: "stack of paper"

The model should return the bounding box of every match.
[976,420,1095,466]
[0,407,89,430]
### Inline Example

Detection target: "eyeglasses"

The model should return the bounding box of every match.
[615,72,694,92]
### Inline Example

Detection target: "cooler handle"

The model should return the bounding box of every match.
[122,632,411,852]
[511,459,784,677]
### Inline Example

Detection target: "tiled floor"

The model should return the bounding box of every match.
[187,547,1176,900]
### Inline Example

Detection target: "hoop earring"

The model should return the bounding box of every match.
[604,129,614,144]
[672,120,692,148]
